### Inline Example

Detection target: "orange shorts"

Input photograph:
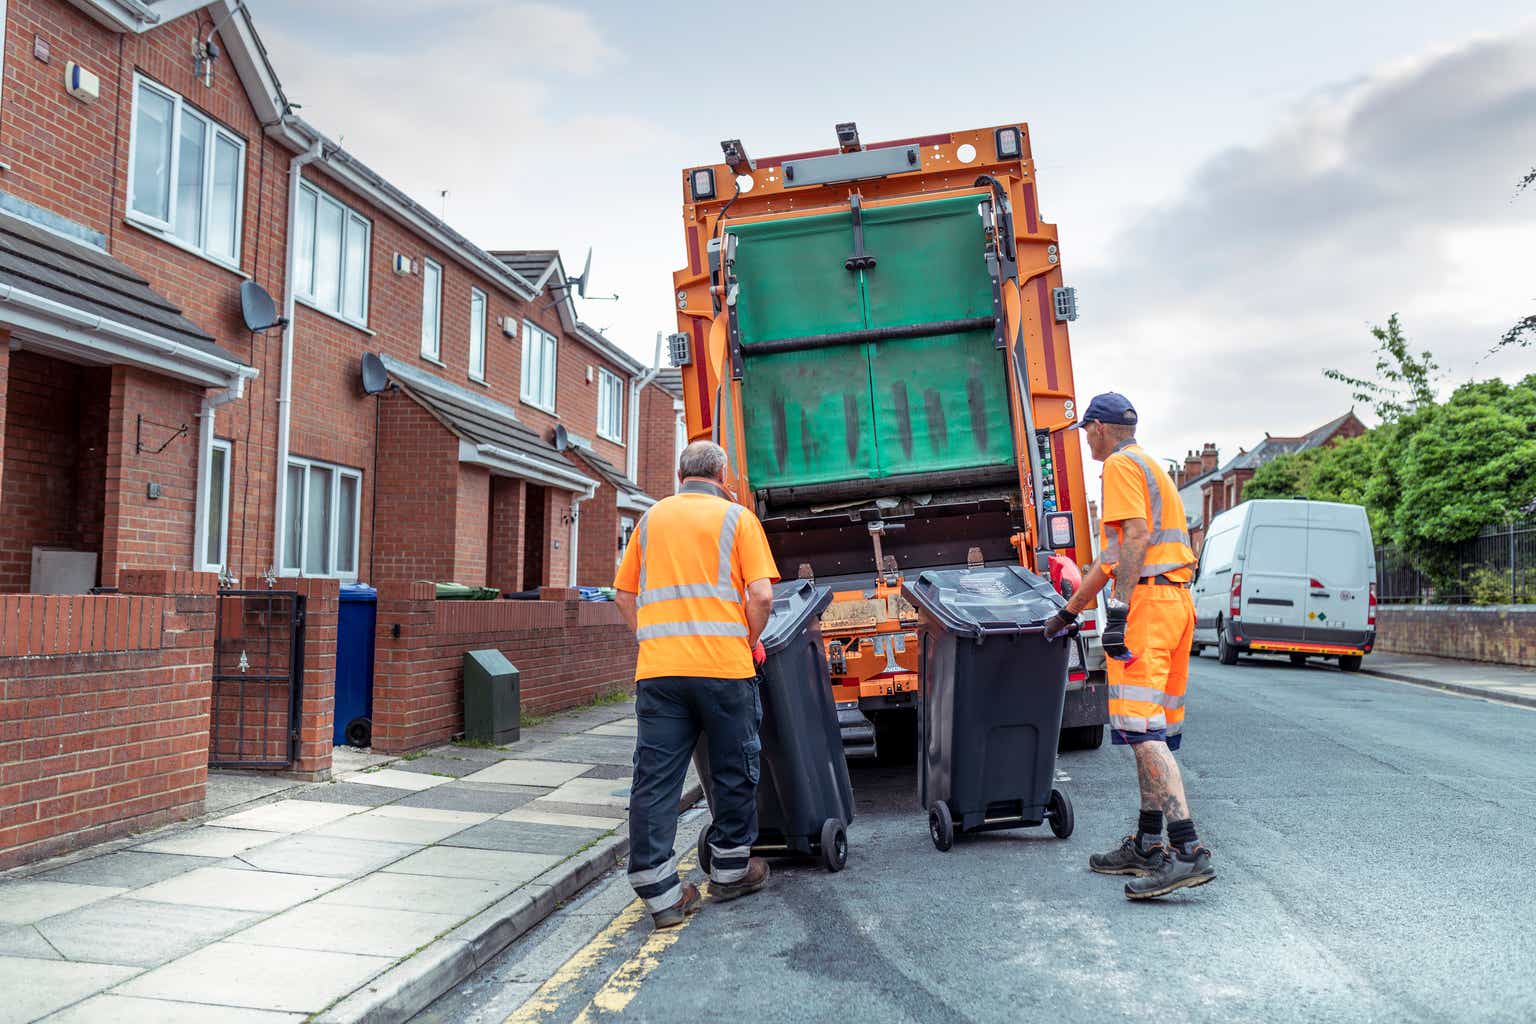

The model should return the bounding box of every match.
[1106,586,1194,749]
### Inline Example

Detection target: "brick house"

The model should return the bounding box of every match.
[1169,443,1221,552]
[0,0,673,867]
[1199,411,1367,531]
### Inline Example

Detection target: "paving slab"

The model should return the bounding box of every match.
[460,759,590,788]
[523,799,628,820]
[230,901,461,958]
[288,782,409,806]
[36,899,261,968]
[587,720,638,737]
[536,776,632,811]
[131,867,342,913]
[581,763,633,780]
[0,924,60,960]
[37,851,216,891]
[316,871,520,915]
[0,882,127,926]
[113,941,392,1014]
[0,956,140,1024]
[40,994,307,1023]
[208,800,361,834]
[331,747,394,773]
[507,734,636,766]
[309,810,479,846]
[389,755,484,778]
[393,782,544,814]
[383,847,562,883]
[232,834,419,879]
[497,807,627,830]
[339,768,452,791]
[202,772,301,815]
[134,827,281,859]
[441,820,604,856]
[367,805,495,825]
[430,745,515,764]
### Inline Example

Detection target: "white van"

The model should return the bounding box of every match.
[1191,500,1377,670]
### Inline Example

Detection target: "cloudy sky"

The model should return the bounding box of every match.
[251,0,1536,468]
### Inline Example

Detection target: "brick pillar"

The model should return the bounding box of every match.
[292,577,340,777]
[0,334,9,502]
[488,477,525,593]
[454,465,490,587]
[543,487,572,588]
[576,483,618,587]
[371,581,436,754]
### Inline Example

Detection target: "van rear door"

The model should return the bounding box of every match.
[1240,506,1309,640]
[1303,504,1372,642]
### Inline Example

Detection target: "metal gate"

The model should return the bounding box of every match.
[210,590,306,769]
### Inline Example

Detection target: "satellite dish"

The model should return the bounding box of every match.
[240,281,286,333]
[549,424,571,451]
[360,352,389,395]
[566,248,593,300]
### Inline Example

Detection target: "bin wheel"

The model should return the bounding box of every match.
[696,823,713,876]
[344,717,372,749]
[929,801,954,852]
[819,819,848,872]
[1047,789,1074,839]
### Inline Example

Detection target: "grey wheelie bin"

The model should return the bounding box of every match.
[904,564,1075,851]
[695,579,855,872]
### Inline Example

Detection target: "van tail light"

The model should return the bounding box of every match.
[1368,581,1377,628]
[1309,578,1325,590]
[1229,573,1243,620]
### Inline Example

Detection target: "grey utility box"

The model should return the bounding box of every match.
[464,649,520,745]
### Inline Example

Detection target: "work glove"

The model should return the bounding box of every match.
[752,640,767,666]
[1101,599,1136,664]
[1043,608,1078,641]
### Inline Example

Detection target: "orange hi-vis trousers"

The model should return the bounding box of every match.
[1106,584,1195,750]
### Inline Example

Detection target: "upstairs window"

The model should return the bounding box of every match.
[293,181,371,326]
[128,76,245,266]
[596,368,624,443]
[521,321,557,413]
[421,259,443,361]
[468,288,487,381]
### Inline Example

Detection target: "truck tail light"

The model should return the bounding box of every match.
[1081,616,1096,633]
[1229,573,1243,620]
[1368,581,1377,628]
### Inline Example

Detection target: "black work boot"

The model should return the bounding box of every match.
[1089,835,1167,877]
[1124,845,1216,899]
[651,882,702,928]
[710,857,770,901]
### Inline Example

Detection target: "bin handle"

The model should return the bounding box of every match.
[973,622,1046,636]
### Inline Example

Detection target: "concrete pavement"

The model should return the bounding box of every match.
[1356,651,1536,709]
[419,653,1536,1024]
[0,699,694,1024]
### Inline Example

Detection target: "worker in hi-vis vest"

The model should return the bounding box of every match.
[614,441,780,928]
[1044,393,1217,899]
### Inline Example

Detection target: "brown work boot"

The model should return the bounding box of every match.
[651,882,702,929]
[710,857,770,902]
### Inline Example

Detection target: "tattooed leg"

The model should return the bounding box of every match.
[1133,741,1190,821]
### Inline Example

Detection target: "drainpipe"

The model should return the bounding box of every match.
[270,137,324,578]
[625,332,664,485]
[193,376,249,582]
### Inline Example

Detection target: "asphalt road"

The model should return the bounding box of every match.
[415,655,1536,1024]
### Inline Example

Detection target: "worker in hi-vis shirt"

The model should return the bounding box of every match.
[1045,393,1216,900]
[614,441,780,928]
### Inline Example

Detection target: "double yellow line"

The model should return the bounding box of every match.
[506,851,703,1024]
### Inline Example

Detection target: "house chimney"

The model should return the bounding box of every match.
[1200,442,1218,473]
[1183,449,1202,483]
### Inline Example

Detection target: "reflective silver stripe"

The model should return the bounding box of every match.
[1162,693,1186,711]
[1108,684,1168,705]
[1166,721,1184,736]
[635,502,745,609]
[639,583,740,606]
[628,853,679,888]
[716,504,744,591]
[712,864,750,884]
[708,842,752,884]
[636,513,650,595]
[1110,710,1168,733]
[1143,561,1193,577]
[1151,528,1190,545]
[641,881,684,914]
[1116,449,1194,549]
[635,621,749,641]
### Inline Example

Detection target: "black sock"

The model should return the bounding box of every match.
[1168,818,1199,855]
[1136,810,1163,851]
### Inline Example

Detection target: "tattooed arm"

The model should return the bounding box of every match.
[1112,517,1150,605]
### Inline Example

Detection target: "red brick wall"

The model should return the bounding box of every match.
[0,571,218,870]
[541,487,574,588]
[454,466,490,586]
[488,477,525,593]
[577,482,619,587]
[372,390,460,585]
[638,384,679,501]
[1376,606,1536,668]
[370,581,636,753]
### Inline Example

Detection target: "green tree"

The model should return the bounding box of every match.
[1324,314,1439,422]
[1244,433,1391,538]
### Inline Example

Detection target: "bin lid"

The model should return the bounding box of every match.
[759,580,834,655]
[902,565,1063,639]
[339,583,377,603]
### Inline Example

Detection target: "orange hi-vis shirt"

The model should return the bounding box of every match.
[614,481,780,681]
[1098,442,1197,584]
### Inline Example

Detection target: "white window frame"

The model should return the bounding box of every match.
[125,74,246,269]
[596,367,624,444]
[520,320,558,413]
[468,288,488,381]
[421,258,443,362]
[281,456,362,581]
[619,515,636,567]
[199,438,233,572]
[293,180,372,328]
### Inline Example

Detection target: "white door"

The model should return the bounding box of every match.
[1241,518,1310,638]
[1303,505,1372,638]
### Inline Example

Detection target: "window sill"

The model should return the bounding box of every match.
[467,375,489,388]
[124,216,250,279]
[296,296,376,336]
[421,354,447,368]
[597,432,625,447]
[521,396,558,416]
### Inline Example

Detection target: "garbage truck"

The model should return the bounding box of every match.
[668,121,1107,757]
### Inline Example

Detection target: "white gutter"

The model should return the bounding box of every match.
[0,284,255,388]
[271,139,325,577]
[626,332,664,484]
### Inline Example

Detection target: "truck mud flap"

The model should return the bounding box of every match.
[838,703,878,759]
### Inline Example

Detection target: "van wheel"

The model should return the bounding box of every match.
[1217,626,1239,666]
[1338,655,1363,672]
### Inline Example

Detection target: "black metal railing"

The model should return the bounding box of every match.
[1376,519,1536,605]
[209,590,306,768]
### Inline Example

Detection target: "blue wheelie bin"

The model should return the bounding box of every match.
[904,564,1075,850]
[334,583,378,748]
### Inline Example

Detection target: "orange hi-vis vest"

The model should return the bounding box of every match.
[614,480,779,681]
[1098,442,1197,583]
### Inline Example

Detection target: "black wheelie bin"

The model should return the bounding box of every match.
[695,579,855,872]
[904,564,1075,851]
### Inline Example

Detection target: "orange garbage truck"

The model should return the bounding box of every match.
[669,122,1107,757]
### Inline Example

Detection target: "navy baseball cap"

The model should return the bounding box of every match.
[1070,392,1138,429]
